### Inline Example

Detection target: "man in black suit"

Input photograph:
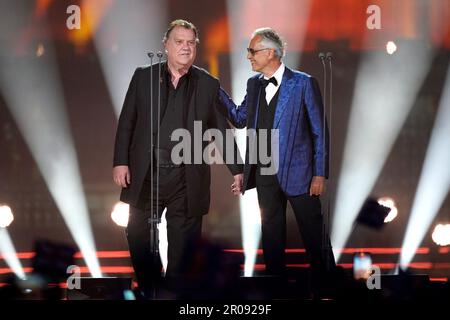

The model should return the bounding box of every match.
[113,19,243,295]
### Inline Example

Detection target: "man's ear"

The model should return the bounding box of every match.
[269,49,276,60]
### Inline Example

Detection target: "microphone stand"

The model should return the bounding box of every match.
[156,53,163,268]
[319,52,334,271]
[318,52,328,269]
[146,51,163,299]
[325,52,334,271]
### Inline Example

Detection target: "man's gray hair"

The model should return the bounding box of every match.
[252,27,285,59]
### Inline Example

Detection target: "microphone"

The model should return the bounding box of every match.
[318,52,327,86]
[326,52,333,61]
[147,52,154,59]
[318,51,327,132]
[156,52,163,84]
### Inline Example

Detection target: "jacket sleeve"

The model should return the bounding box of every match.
[113,69,139,167]
[208,81,244,175]
[217,84,249,129]
[304,76,329,178]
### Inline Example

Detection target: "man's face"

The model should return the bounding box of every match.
[247,35,272,73]
[164,26,197,69]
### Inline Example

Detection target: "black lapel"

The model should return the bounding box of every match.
[249,77,262,129]
[183,66,198,127]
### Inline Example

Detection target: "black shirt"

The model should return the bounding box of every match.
[158,67,190,151]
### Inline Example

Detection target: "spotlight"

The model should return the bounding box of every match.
[111,202,129,227]
[0,204,14,228]
[377,197,398,223]
[432,224,450,246]
[356,197,391,229]
[386,41,397,55]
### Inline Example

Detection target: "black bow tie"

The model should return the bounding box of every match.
[260,77,278,88]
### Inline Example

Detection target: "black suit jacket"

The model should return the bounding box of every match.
[114,62,243,216]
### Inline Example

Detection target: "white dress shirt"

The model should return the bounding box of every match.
[263,63,285,104]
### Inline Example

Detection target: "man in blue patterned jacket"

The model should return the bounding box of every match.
[218,28,335,288]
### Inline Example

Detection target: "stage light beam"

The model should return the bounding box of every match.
[90,0,168,117]
[331,40,433,262]
[399,65,450,269]
[0,2,102,277]
[0,229,26,280]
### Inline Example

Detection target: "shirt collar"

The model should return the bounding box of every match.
[165,63,193,81]
[263,63,285,87]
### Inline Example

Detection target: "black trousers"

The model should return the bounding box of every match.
[255,169,335,279]
[126,166,202,292]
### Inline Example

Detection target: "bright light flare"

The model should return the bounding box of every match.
[0,204,14,228]
[386,41,397,55]
[432,224,450,246]
[111,202,129,227]
[377,197,398,223]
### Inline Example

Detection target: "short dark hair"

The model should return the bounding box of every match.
[163,19,199,44]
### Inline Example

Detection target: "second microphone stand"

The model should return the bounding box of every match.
[319,52,334,271]
[147,51,164,300]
